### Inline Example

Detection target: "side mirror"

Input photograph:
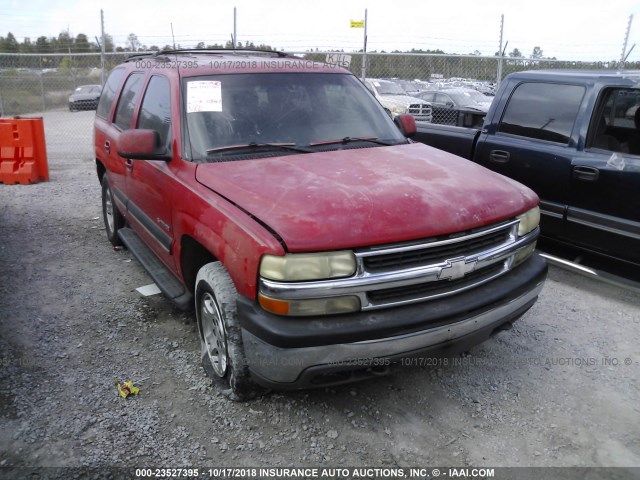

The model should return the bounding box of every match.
[445,101,454,108]
[394,114,416,138]
[117,129,171,161]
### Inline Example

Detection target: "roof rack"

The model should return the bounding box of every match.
[124,48,290,63]
[124,52,158,62]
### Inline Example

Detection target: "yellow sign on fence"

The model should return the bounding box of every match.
[350,19,365,28]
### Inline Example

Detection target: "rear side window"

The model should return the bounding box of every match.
[137,76,172,148]
[114,73,144,130]
[498,82,585,144]
[96,68,125,119]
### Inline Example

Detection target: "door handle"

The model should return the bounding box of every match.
[104,140,111,153]
[572,166,599,181]
[489,150,510,163]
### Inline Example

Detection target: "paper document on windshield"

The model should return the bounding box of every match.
[187,81,223,113]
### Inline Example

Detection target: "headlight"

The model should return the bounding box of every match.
[260,251,356,282]
[388,104,406,116]
[517,207,540,236]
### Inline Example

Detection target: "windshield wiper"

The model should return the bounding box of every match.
[308,136,395,147]
[206,142,312,154]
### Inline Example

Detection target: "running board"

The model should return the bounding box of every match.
[539,252,640,294]
[118,228,193,310]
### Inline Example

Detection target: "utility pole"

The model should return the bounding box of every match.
[497,14,504,85]
[361,8,368,80]
[100,9,106,86]
[233,7,237,49]
[621,14,633,65]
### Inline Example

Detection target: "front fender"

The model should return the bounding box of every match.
[173,207,285,299]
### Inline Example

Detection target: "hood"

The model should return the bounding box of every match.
[195,143,538,252]
[460,103,490,113]
[381,95,429,107]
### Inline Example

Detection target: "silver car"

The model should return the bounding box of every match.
[364,79,432,122]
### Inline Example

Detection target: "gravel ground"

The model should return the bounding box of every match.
[1,111,640,472]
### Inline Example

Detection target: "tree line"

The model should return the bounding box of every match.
[0,31,275,54]
[0,31,113,53]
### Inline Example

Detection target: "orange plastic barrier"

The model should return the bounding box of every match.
[0,117,49,185]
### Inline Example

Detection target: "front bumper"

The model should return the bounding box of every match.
[239,253,547,388]
[410,113,432,123]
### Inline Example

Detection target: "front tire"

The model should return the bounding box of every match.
[195,262,264,401]
[101,176,124,246]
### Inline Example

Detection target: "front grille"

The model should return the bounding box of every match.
[408,104,432,116]
[367,262,505,304]
[363,227,510,272]
[72,100,98,109]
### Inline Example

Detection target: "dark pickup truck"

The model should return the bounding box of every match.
[414,70,640,268]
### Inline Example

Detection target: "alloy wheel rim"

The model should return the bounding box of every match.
[200,292,227,377]
[105,188,115,232]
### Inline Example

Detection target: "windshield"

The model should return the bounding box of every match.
[76,85,99,94]
[398,81,427,93]
[447,90,491,106]
[184,73,405,159]
[372,81,407,96]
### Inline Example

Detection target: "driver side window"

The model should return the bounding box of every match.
[435,93,450,105]
[114,73,144,130]
[137,76,172,149]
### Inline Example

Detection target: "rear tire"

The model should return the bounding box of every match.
[101,176,124,246]
[195,262,265,401]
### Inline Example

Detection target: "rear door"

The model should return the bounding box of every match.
[474,81,586,241]
[567,86,640,264]
[106,72,145,215]
[94,68,127,210]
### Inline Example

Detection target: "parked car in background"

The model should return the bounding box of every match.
[69,84,101,111]
[474,82,497,97]
[391,79,432,96]
[364,78,432,122]
[416,88,492,127]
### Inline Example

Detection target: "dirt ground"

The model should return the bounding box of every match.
[1,111,639,473]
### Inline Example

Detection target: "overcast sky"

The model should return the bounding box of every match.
[1,0,640,61]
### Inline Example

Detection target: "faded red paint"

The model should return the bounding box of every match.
[195,142,538,252]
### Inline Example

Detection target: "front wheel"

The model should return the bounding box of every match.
[195,262,265,401]
[101,176,124,246]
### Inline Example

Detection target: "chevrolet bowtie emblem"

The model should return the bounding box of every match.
[438,257,477,281]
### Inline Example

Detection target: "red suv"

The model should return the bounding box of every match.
[95,49,546,400]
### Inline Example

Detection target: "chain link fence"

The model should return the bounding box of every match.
[0,53,128,160]
[0,51,636,159]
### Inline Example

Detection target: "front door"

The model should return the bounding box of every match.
[474,81,587,242]
[125,75,177,271]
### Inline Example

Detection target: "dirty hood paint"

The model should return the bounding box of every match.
[195,143,538,252]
